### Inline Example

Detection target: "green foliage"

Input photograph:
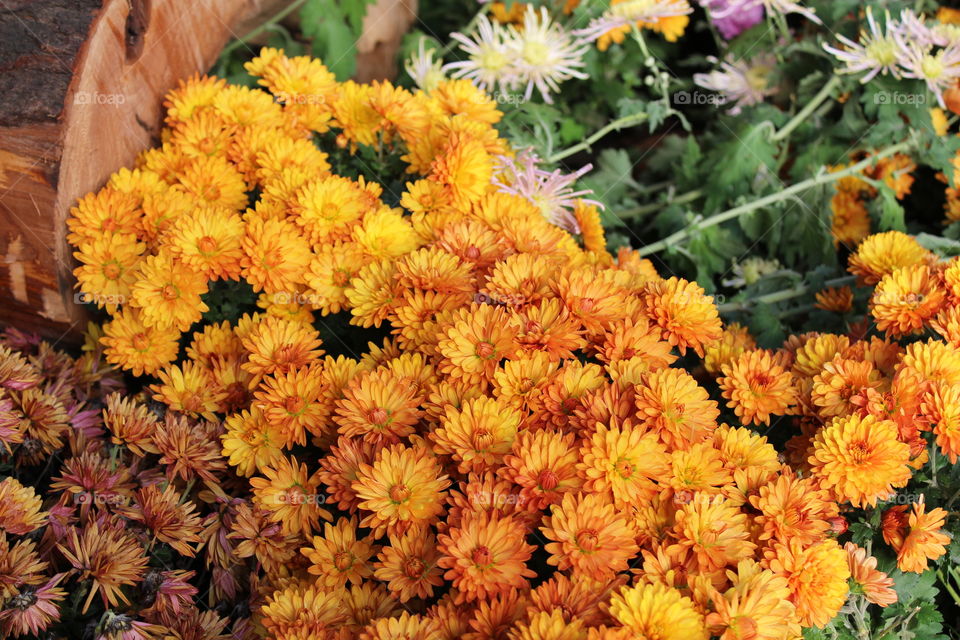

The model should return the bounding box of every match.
[300,0,376,79]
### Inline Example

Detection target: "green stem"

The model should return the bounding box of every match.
[772,75,842,142]
[638,141,911,256]
[619,189,704,218]
[717,275,855,314]
[549,112,649,163]
[220,0,308,59]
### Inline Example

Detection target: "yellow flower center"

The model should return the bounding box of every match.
[922,53,945,80]
[865,37,898,67]
[745,64,772,92]
[615,459,634,479]
[478,49,509,72]
[334,551,353,572]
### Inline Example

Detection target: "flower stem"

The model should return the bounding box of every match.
[219,0,308,60]
[440,7,488,56]
[619,189,704,218]
[638,141,912,257]
[548,112,649,163]
[717,275,855,314]
[772,75,843,142]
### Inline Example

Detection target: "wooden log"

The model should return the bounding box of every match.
[354,0,418,82]
[0,0,292,344]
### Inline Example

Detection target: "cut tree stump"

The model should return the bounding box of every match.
[0,0,293,344]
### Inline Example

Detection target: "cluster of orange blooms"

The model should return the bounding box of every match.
[53,50,956,638]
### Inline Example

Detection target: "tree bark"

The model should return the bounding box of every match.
[0,0,292,344]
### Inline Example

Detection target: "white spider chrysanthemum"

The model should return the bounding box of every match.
[895,40,960,107]
[405,39,446,92]
[508,7,589,104]
[574,0,693,44]
[721,257,782,288]
[693,54,777,114]
[492,150,602,233]
[705,0,820,25]
[823,8,900,82]
[444,13,516,92]
[896,9,937,48]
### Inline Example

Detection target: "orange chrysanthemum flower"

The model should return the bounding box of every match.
[847,230,932,285]
[706,559,800,640]
[438,304,519,388]
[765,540,850,628]
[334,368,422,444]
[261,583,346,638]
[353,443,450,536]
[432,396,520,474]
[500,429,582,510]
[221,406,283,477]
[540,492,639,579]
[130,252,209,331]
[811,357,882,419]
[0,477,47,535]
[255,364,328,447]
[301,516,375,588]
[895,499,950,573]
[251,455,331,536]
[240,315,324,387]
[643,277,722,356]
[671,496,755,574]
[57,519,149,613]
[703,323,756,375]
[809,414,912,507]
[844,542,897,607]
[241,215,312,294]
[815,285,854,313]
[373,525,444,602]
[634,368,719,450]
[437,511,535,603]
[609,581,707,640]
[871,265,946,336]
[924,382,960,463]
[750,472,839,545]
[718,350,797,426]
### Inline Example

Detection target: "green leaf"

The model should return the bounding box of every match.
[915,232,960,257]
[748,303,786,348]
[876,186,906,232]
[301,0,375,80]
